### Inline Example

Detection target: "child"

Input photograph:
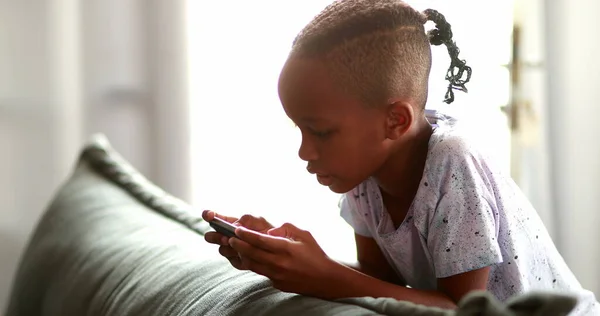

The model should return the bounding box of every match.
[203,0,600,313]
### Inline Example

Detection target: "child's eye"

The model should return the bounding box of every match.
[310,129,334,138]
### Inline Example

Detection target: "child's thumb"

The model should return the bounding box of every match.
[267,223,304,240]
[267,226,289,238]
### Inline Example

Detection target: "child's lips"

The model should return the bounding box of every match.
[316,174,333,186]
[306,166,334,185]
[306,165,324,175]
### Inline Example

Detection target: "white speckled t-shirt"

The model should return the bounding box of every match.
[339,111,599,315]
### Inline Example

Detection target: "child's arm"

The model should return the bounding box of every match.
[437,266,490,304]
[341,234,406,286]
[323,260,489,309]
[229,224,476,310]
[337,194,405,285]
[335,233,490,308]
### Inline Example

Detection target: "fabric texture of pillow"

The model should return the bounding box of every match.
[5,135,578,316]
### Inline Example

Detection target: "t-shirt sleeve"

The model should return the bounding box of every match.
[426,139,503,278]
[339,193,372,237]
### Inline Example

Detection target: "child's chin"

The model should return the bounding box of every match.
[316,175,357,194]
[326,182,355,194]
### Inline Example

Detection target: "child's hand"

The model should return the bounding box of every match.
[229,223,338,298]
[202,210,275,269]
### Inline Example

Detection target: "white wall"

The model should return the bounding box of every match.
[0,0,190,311]
[80,0,190,190]
[0,0,58,309]
[545,0,600,295]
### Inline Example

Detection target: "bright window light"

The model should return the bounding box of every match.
[186,0,512,262]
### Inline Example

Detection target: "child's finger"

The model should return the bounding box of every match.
[237,227,290,252]
[229,235,280,264]
[205,231,227,245]
[218,245,238,258]
[235,214,274,231]
[228,256,244,270]
[203,210,238,224]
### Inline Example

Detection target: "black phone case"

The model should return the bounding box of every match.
[209,218,237,238]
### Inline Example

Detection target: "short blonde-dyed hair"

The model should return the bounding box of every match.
[291,0,471,107]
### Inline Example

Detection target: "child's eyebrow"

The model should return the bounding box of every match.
[299,117,331,124]
[287,115,333,128]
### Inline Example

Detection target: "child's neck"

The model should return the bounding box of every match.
[373,118,433,200]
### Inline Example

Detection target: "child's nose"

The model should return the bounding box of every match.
[298,137,318,162]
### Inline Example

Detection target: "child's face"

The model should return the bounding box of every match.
[278,58,393,193]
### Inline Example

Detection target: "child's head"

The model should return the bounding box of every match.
[279,0,471,193]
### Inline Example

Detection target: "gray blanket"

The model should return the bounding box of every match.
[5,135,578,316]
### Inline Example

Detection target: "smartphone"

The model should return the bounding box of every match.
[208,217,238,238]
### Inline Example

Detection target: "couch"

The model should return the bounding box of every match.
[5,135,579,316]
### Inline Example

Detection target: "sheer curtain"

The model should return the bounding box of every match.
[187,0,512,261]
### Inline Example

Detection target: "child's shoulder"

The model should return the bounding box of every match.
[425,109,503,169]
[427,121,485,166]
[423,116,505,192]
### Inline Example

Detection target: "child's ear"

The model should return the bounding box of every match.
[385,101,414,140]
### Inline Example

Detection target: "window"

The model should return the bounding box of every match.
[187,0,513,262]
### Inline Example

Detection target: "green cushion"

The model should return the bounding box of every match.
[5,135,577,316]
